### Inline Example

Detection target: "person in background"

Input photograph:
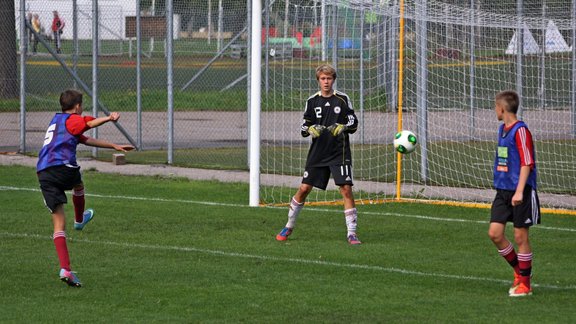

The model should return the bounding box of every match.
[26,12,33,53]
[51,11,65,53]
[31,14,41,54]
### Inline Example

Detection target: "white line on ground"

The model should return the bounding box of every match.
[2,185,574,232]
[1,231,575,291]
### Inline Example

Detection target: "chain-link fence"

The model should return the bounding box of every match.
[4,0,574,160]
[4,0,252,169]
[1,0,576,208]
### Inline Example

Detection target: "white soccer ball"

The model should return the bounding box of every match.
[393,130,417,154]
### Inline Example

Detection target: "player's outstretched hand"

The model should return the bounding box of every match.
[308,124,326,138]
[114,144,135,152]
[109,112,120,122]
[327,123,347,136]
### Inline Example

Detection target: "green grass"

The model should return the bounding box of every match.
[1,164,575,322]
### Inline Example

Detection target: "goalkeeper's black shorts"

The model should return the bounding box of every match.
[302,164,354,190]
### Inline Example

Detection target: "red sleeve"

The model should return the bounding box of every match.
[78,135,89,143]
[66,115,95,136]
[515,126,535,168]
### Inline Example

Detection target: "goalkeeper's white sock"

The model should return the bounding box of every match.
[345,208,358,236]
[285,197,304,228]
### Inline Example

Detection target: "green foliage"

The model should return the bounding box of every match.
[1,165,575,322]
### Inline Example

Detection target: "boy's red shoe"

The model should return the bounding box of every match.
[276,227,293,241]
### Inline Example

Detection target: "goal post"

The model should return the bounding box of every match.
[258,0,576,213]
[249,0,262,207]
[396,0,406,201]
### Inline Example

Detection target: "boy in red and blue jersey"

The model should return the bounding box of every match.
[37,89,134,287]
[488,90,540,297]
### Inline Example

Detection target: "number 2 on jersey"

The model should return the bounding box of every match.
[314,106,322,119]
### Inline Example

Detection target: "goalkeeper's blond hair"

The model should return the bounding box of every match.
[315,64,337,80]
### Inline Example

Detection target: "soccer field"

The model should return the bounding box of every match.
[1,165,575,322]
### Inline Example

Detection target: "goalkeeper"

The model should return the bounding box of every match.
[275,64,361,245]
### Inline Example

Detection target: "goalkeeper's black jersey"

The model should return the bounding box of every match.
[301,90,358,167]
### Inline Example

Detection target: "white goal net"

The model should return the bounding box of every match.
[261,0,576,212]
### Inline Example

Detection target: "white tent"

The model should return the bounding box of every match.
[544,20,571,53]
[505,23,541,55]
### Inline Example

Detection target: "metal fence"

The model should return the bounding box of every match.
[4,0,252,169]
[1,1,576,209]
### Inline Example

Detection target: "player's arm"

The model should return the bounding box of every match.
[512,166,530,206]
[86,112,120,128]
[343,109,358,134]
[341,95,358,134]
[81,136,134,152]
[328,104,358,136]
[300,118,313,137]
[511,126,534,206]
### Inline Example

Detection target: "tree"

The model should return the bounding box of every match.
[0,3,18,99]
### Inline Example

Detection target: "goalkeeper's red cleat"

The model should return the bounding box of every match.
[276,227,293,241]
[347,234,362,245]
[509,282,532,297]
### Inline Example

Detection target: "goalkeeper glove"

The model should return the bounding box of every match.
[307,124,326,138]
[327,123,347,136]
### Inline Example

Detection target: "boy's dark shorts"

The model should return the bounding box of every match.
[37,165,83,213]
[490,185,541,228]
[301,164,354,190]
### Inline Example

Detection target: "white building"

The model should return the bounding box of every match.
[15,0,178,41]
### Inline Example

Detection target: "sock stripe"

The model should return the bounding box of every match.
[73,188,85,196]
[53,231,66,239]
[498,242,514,256]
[517,253,533,261]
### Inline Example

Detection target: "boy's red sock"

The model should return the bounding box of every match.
[53,231,71,271]
[73,188,85,223]
[498,243,520,274]
[518,253,533,287]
